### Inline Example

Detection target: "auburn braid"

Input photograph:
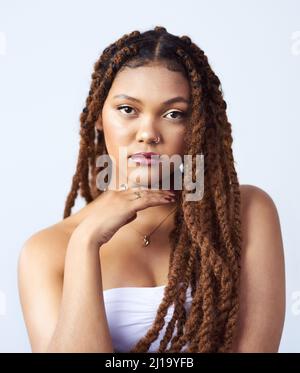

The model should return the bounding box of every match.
[63,26,243,353]
[63,30,141,217]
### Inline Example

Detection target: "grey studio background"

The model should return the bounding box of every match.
[0,0,299,352]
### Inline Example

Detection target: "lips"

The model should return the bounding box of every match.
[129,152,160,159]
[128,152,161,166]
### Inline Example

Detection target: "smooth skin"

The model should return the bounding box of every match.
[17,64,285,352]
[97,61,188,192]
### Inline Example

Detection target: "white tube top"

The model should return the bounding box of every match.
[103,285,193,352]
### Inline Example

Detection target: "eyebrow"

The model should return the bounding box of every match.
[112,94,189,105]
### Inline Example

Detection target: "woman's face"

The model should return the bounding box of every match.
[97,63,191,190]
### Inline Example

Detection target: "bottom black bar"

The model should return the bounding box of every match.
[0,353,299,371]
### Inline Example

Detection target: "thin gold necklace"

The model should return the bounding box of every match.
[129,206,177,247]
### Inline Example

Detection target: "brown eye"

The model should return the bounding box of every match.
[165,110,186,121]
[117,105,136,115]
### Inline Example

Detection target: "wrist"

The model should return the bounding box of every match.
[71,224,105,251]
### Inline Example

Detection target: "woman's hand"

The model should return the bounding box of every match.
[73,188,176,247]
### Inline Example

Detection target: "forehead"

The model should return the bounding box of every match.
[107,64,190,102]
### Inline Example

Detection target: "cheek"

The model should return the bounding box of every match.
[168,127,186,155]
[102,114,131,155]
[103,131,128,169]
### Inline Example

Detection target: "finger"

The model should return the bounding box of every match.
[128,191,176,207]
[124,187,175,197]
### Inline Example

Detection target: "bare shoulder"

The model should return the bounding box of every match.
[232,184,286,352]
[239,184,285,256]
[239,183,280,217]
[17,221,71,352]
[18,222,71,276]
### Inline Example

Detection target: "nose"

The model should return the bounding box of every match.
[137,130,161,144]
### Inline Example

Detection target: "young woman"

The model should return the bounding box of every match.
[17,26,285,353]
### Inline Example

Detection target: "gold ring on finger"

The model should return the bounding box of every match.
[133,191,142,199]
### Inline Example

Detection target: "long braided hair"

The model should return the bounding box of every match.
[63,26,242,353]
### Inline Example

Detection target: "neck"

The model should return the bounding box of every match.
[131,201,177,234]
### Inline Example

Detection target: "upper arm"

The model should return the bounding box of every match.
[232,185,286,352]
[17,228,65,352]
